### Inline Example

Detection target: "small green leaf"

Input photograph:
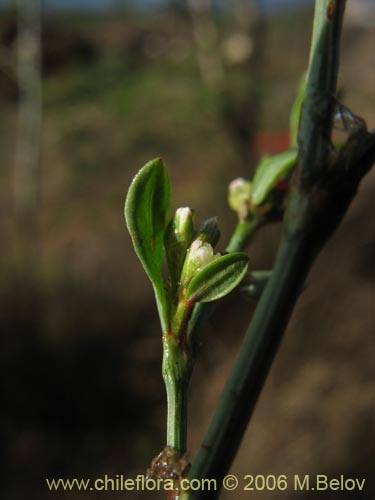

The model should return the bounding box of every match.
[185,253,248,303]
[251,149,297,206]
[290,74,307,147]
[125,158,170,329]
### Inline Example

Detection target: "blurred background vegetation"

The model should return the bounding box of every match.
[0,1,374,499]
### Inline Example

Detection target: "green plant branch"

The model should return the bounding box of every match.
[226,215,260,253]
[182,216,319,500]
[161,216,259,456]
[298,0,345,185]
[183,129,374,497]
[181,1,375,498]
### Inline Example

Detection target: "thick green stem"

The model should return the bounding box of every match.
[181,193,322,499]
[181,1,353,498]
[162,336,190,454]
[298,0,345,185]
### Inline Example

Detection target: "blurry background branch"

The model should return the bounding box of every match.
[187,0,265,166]
[187,0,224,87]
[14,0,42,236]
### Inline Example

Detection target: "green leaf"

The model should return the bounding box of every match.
[125,158,170,329]
[290,74,307,147]
[251,149,297,206]
[185,253,248,303]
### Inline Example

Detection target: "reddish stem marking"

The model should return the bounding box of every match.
[326,0,337,22]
